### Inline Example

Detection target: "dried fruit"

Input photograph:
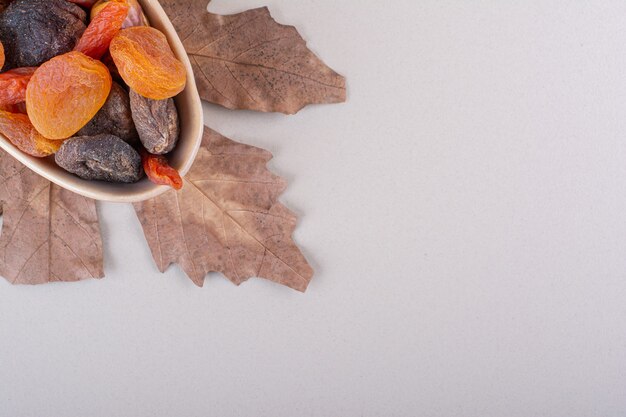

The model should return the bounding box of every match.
[0,110,62,157]
[141,150,182,190]
[141,149,183,190]
[91,0,113,17]
[101,51,122,81]
[0,0,10,14]
[92,0,148,28]
[55,134,142,183]
[66,0,99,7]
[0,41,4,70]
[0,102,26,114]
[78,82,138,143]
[129,89,179,154]
[0,67,36,107]
[74,0,129,60]
[110,27,186,100]
[0,0,86,70]
[26,51,112,140]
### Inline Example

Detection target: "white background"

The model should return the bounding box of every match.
[2,0,626,416]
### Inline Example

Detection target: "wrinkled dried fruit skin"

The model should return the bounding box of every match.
[92,0,148,28]
[101,51,122,81]
[141,150,183,190]
[129,89,179,154]
[110,27,186,100]
[0,0,86,70]
[66,0,98,7]
[0,110,62,157]
[0,0,10,14]
[56,134,142,183]
[0,67,35,106]
[0,102,26,114]
[26,52,112,140]
[74,1,129,60]
[78,82,138,143]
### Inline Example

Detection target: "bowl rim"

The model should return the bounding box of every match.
[0,0,204,203]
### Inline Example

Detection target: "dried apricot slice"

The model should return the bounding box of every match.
[26,51,112,140]
[0,40,4,70]
[92,0,148,28]
[110,27,186,100]
[0,103,27,114]
[0,110,62,157]
[74,0,129,60]
[141,149,183,190]
[0,67,36,107]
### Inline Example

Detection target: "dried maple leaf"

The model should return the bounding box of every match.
[162,0,346,114]
[0,149,103,284]
[133,127,313,291]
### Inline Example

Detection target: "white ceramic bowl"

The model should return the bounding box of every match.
[0,0,204,203]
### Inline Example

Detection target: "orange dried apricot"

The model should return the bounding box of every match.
[26,51,112,140]
[92,0,148,28]
[74,0,129,60]
[0,40,4,70]
[110,27,186,100]
[141,149,183,190]
[0,102,27,114]
[0,110,62,157]
[0,67,36,107]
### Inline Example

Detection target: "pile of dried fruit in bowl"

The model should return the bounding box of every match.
[0,0,186,189]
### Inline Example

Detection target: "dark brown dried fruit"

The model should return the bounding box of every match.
[78,82,138,143]
[129,89,179,155]
[0,0,10,14]
[55,134,142,183]
[0,0,86,70]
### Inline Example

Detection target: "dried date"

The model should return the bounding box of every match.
[55,134,142,183]
[129,89,179,155]
[0,0,86,70]
[78,82,138,143]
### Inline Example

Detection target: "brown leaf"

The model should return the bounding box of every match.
[162,0,346,114]
[133,127,313,291]
[0,149,104,284]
